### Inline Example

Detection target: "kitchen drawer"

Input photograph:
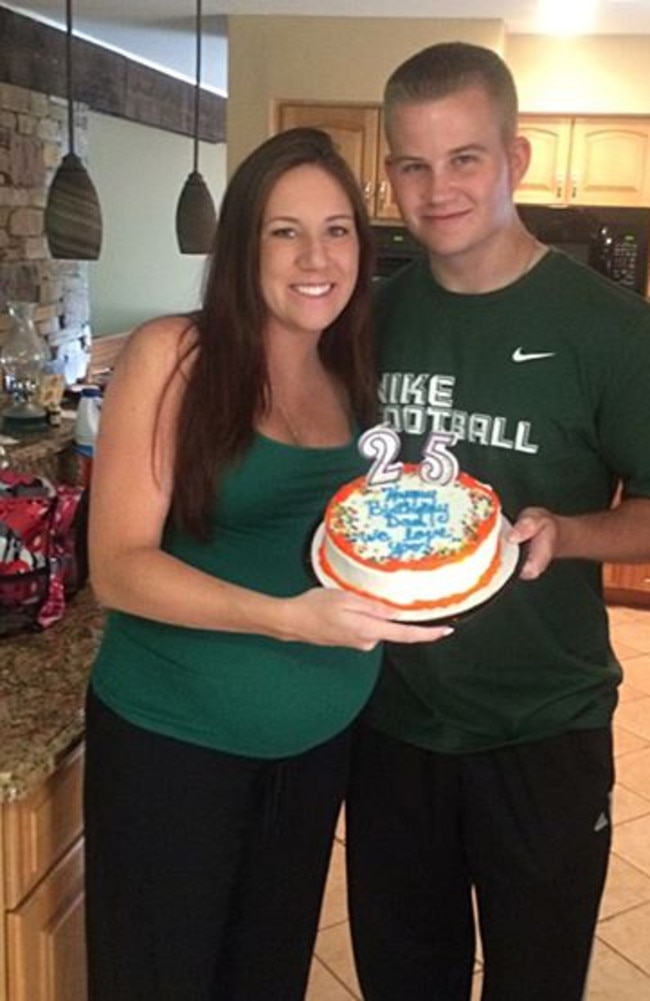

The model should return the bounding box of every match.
[604,562,650,608]
[3,742,84,909]
[6,837,86,1001]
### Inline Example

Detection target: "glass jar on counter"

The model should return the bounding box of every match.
[0,302,50,432]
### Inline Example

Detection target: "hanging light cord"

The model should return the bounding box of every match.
[192,0,202,173]
[65,0,75,156]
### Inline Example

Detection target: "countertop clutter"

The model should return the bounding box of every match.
[0,418,99,1000]
[0,421,104,803]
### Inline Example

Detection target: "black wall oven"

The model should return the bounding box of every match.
[372,205,650,296]
[371,224,425,279]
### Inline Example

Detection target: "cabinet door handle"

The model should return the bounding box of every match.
[571,173,578,199]
[363,180,374,204]
[555,174,564,199]
[378,179,388,207]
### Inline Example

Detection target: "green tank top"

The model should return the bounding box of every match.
[91,432,380,758]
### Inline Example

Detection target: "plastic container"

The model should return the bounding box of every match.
[75,386,102,448]
[74,386,102,486]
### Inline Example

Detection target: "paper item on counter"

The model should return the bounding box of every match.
[48,324,91,386]
[38,373,66,409]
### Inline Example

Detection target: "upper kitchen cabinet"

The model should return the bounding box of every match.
[517,116,650,207]
[275,102,401,220]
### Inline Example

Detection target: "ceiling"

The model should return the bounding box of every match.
[9,0,650,36]
[7,1,650,92]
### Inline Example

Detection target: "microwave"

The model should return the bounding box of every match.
[516,204,650,296]
[372,205,650,296]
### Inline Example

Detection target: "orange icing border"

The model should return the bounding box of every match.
[319,543,503,612]
[324,465,500,573]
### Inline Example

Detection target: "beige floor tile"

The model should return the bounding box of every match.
[621,655,650,698]
[314,922,361,999]
[618,681,647,705]
[596,900,650,977]
[466,942,650,1000]
[611,621,650,656]
[585,937,650,999]
[616,747,650,802]
[319,841,348,931]
[306,957,358,1001]
[599,851,650,920]
[613,812,650,877]
[614,697,650,742]
[614,722,649,757]
[608,606,643,625]
[616,641,650,661]
[613,783,650,825]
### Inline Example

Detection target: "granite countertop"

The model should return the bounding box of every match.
[0,587,104,803]
[1,419,77,480]
[0,424,103,804]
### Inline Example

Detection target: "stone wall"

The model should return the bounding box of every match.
[0,80,90,352]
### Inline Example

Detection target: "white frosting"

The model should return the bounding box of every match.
[321,469,501,609]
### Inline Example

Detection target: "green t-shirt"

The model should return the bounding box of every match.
[365,249,650,754]
[91,433,380,758]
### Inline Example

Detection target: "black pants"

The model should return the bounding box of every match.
[84,687,350,1001]
[346,723,613,1001]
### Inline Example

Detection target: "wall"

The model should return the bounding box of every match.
[227,16,505,173]
[87,113,225,335]
[227,17,650,177]
[507,35,650,115]
[0,78,226,344]
[0,7,227,347]
[0,81,90,351]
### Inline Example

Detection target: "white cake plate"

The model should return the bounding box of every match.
[310,516,522,623]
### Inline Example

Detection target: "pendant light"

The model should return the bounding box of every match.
[175,0,217,254]
[44,0,102,260]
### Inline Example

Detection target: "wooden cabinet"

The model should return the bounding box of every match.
[1,743,86,1001]
[276,105,650,213]
[275,102,401,220]
[516,117,571,204]
[517,116,650,206]
[604,562,650,608]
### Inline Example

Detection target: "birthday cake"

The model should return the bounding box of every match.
[318,465,503,612]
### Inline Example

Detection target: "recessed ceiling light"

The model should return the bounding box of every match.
[536,0,598,35]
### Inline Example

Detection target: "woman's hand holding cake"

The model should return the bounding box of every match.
[276,586,453,652]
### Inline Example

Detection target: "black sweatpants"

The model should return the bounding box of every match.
[346,723,613,1001]
[84,687,350,1001]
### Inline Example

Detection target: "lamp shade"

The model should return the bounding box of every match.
[45,152,103,260]
[175,169,217,254]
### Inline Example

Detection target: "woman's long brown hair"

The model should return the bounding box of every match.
[170,127,377,540]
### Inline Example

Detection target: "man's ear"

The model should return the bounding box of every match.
[508,134,532,192]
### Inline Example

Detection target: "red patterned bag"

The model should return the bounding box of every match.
[0,472,88,637]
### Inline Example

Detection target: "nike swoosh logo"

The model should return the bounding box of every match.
[512,347,556,363]
[594,811,609,833]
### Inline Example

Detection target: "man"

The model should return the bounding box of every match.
[346,41,650,1001]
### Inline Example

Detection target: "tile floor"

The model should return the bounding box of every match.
[307,604,650,1000]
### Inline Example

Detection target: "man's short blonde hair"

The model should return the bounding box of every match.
[384,41,519,144]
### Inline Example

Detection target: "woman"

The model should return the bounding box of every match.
[84,127,447,1001]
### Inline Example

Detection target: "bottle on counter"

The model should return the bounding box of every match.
[73,386,102,486]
